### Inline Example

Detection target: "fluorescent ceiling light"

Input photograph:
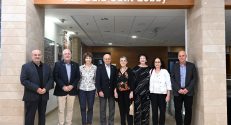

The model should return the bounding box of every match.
[108,43,112,45]
[131,35,137,39]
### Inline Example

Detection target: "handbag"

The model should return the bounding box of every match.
[129,101,134,116]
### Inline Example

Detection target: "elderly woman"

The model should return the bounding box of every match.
[114,56,134,125]
[79,52,97,125]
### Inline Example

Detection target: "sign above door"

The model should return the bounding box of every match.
[34,0,194,9]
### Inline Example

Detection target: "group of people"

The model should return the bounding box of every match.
[20,49,197,125]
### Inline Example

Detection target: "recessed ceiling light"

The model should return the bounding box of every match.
[108,43,112,45]
[131,35,137,39]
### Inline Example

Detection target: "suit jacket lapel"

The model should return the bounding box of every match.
[110,65,113,80]
[61,61,68,81]
[43,65,46,84]
[70,62,75,81]
[185,62,189,86]
[176,63,181,86]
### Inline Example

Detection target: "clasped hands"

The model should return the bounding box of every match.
[62,85,74,92]
[37,88,46,94]
[178,88,189,95]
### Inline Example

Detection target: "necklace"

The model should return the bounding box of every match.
[120,67,127,74]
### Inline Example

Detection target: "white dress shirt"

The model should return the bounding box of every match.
[105,64,111,79]
[149,69,172,94]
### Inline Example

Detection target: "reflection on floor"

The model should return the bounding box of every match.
[46,97,175,125]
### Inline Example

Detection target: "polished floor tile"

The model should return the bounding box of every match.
[46,97,175,125]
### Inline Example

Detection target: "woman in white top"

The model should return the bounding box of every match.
[149,57,172,125]
[79,52,97,125]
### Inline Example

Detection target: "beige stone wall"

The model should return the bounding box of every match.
[0,0,44,124]
[26,0,44,60]
[0,0,26,124]
[187,0,227,125]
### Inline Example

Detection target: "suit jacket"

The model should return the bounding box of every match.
[96,64,117,98]
[171,61,197,96]
[20,62,54,101]
[53,60,80,96]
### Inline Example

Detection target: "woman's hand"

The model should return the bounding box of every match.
[129,91,133,99]
[114,89,118,98]
[165,94,170,102]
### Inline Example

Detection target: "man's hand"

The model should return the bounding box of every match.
[99,91,104,97]
[40,88,46,94]
[37,88,43,94]
[182,88,189,94]
[178,89,184,94]
[63,86,70,92]
[67,85,74,91]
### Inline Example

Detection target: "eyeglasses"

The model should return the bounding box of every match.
[155,61,161,63]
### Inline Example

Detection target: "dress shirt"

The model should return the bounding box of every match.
[149,69,172,94]
[65,63,71,82]
[105,64,111,79]
[180,64,186,88]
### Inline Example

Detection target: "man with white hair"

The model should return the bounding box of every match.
[53,49,80,125]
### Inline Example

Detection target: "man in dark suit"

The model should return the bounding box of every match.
[20,49,54,125]
[96,54,117,125]
[53,49,80,125]
[171,50,197,125]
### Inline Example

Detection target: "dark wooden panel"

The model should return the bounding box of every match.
[82,46,168,68]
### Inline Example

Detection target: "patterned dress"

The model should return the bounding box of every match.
[132,66,151,125]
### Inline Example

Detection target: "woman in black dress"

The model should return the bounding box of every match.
[114,56,134,125]
[133,54,151,125]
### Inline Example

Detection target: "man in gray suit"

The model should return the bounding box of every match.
[96,54,117,125]
[171,50,197,125]
[20,49,54,125]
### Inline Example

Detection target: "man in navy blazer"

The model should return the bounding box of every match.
[20,49,54,125]
[53,49,80,125]
[96,54,117,125]
[171,50,197,125]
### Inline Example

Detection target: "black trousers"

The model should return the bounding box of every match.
[118,91,133,125]
[174,95,193,125]
[25,96,48,125]
[150,93,167,125]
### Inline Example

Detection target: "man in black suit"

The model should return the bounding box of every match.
[20,49,54,125]
[96,54,117,125]
[53,49,80,125]
[171,50,197,125]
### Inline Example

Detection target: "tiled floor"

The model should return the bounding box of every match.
[46,98,175,125]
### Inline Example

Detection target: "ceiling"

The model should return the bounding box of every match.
[45,9,231,46]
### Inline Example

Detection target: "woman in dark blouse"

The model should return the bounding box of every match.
[133,54,151,125]
[114,56,134,125]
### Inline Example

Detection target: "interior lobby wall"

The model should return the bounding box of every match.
[83,46,168,68]
[44,18,64,113]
